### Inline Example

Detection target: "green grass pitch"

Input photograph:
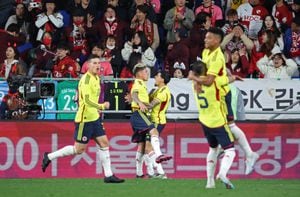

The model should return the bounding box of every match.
[0,179,299,197]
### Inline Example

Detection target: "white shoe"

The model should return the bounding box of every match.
[153,173,168,179]
[216,174,235,189]
[205,178,215,189]
[245,152,259,175]
[205,184,216,189]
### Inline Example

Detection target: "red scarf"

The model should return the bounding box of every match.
[173,6,186,31]
[136,19,154,45]
[104,19,118,36]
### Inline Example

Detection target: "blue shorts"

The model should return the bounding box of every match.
[74,118,106,144]
[201,123,234,150]
[156,124,165,134]
[130,111,155,143]
[225,91,234,122]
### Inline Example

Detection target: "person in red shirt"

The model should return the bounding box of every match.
[52,43,80,78]
[272,0,293,32]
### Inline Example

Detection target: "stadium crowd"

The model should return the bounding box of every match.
[0,0,299,119]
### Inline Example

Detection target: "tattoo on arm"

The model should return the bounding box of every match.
[146,98,160,109]
[132,91,142,104]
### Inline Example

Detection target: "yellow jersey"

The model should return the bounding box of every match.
[75,72,104,123]
[202,47,229,96]
[231,0,247,10]
[131,79,149,109]
[194,81,227,128]
[150,85,171,124]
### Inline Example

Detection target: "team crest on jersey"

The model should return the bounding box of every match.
[82,136,87,142]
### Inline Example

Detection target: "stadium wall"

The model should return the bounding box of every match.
[0,121,299,179]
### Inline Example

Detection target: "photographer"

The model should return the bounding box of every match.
[0,76,28,120]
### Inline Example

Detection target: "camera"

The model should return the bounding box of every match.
[8,76,56,103]
[6,76,55,119]
[30,2,40,8]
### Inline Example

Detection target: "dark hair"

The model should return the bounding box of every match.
[128,52,142,71]
[105,4,117,13]
[87,54,100,61]
[292,16,300,26]
[136,4,149,15]
[229,49,244,72]
[226,9,238,17]
[158,70,171,84]
[194,12,211,26]
[90,42,105,55]
[258,15,281,38]
[133,31,149,52]
[260,30,278,56]
[56,42,70,51]
[272,53,286,65]
[72,8,85,17]
[190,60,207,76]
[207,27,224,42]
[43,0,58,13]
[6,24,20,33]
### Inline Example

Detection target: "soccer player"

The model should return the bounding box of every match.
[130,63,172,174]
[41,55,124,183]
[135,70,171,179]
[189,60,236,189]
[191,27,259,176]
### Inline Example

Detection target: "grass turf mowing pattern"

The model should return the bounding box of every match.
[0,179,299,197]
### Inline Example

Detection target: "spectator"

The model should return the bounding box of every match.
[67,0,98,19]
[165,28,190,77]
[87,5,128,49]
[257,49,298,79]
[103,35,123,78]
[28,31,56,77]
[0,84,28,120]
[107,0,130,22]
[0,24,25,64]
[226,0,247,11]
[130,4,160,51]
[120,52,142,90]
[237,0,268,39]
[258,15,284,50]
[0,0,14,29]
[250,29,281,77]
[0,45,26,79]
[81,43,113,77]
[172,62,185,78]
[222,9,248,35]
[188,12,211,63]
[5,3,31,42]
[226,48,250,78]
[129,0,158,23]
[194,0,223,27]
[35,0,64,42]
[283,16,300,66]
[291,0,300,18]
[272,0,293,32]
[121,31,156,76]
[221,23,254,56]
[27,0,43,44]
[52,43,80,78]
[64,8,89,65]
[163,0,194,44]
